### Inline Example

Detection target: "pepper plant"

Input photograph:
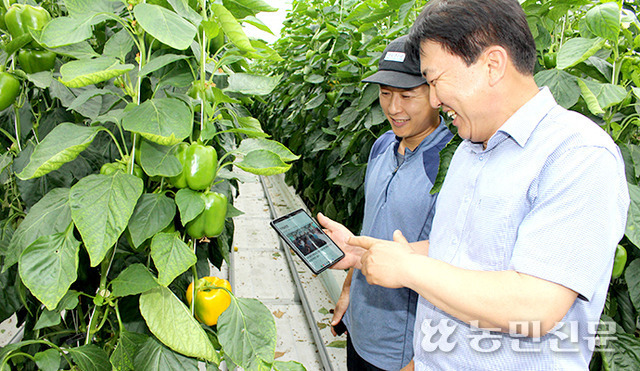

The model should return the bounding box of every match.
[0,0,304,370]
[255,0,640,368]
[252,0,432,233]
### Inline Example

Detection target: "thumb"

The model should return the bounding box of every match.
[393,229,409,244]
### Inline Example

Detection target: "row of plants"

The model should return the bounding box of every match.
[253,0,432,234]
[0,0,305,370]
[253,0,640,368]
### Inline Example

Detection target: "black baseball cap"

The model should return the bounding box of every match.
[362,35,427,89]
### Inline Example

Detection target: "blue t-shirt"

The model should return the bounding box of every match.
[343,121,452,370]
[414,88,629,370]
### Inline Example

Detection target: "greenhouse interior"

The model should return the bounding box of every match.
[1,0,640,370]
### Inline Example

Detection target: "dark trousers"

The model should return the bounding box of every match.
[346,334,387,371]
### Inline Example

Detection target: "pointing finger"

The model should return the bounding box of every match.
[348,235,379,249]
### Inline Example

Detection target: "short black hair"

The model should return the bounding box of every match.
[408,0,537,75]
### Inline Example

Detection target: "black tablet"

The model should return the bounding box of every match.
[270,209,345,274]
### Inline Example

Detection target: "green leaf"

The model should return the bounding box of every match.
[586,2,620,41]
[304,93,325,110]
[139,286,218,362]
[556,37,606,70]
[34,349,61,371]
[224,73,281,95]
[602,333,640,369]
[16,123,103,180]
[133,337,199,370]
[134,4,197,50]
[26,71,54,89]
[237,138,299,162]
[625,182,640,249]
[110,264,159,298]
[175,188,205,225]
[242,16,274,35]
[37,16,98,48]
[122,98,192,146]
[577,78,604,115]
[326,340,347,348]
[65,0,119,18]
[333,163,366,190]
[211,4,255,52]
[430,135,462,195]
[304,74,324,84]
[139,140,183,177]
[110,330,149,371]
[59,57,135,88]
[167,0,203,25]
[217,297,276,370]
[237,116,266,133]
[33,290,80,330]
[235,150,291,175]
[578,78,627,110]
[19,228,79,310]
[50,41,100,59]
[127,194,176,248]
[4,188,72,272]
[68,344,110,371]
[150,232,197,286]
[626,258,640,313]
[140,54,190,77]
[103,29,135,62]
[533,69,581,109]
[357,83,379,111]
[70,173,143,266]
[273,360,307,371]
[223,0,277,19]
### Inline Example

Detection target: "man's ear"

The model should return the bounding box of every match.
[484,46,508,86]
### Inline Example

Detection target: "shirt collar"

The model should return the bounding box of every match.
[397,116,448,158]
[491,87,558,149]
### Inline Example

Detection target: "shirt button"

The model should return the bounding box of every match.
[479,155,484,161]
[451,238,458,245]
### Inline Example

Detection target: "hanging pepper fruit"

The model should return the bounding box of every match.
[186,191,227,239]
[170,142,218,190]
[186,276,232,326]
[4,4,51,47]
[184,143,217,190]
[17,48,56,74]
[611,245,628,279]
[100,162,124,175]
[0,72,20,111]
[169,142,189,188]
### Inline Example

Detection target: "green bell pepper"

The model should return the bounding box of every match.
[169,142,189,188]
[612,245,627,279]
[185,143,217,190]
[186,191,228,239]
[4,4,51,47]
[0,72,20,111]
[170,142,218,191]
[17,48,56,74]
[100,158,145,179]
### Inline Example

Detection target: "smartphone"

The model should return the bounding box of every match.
[270,209,345,275]
[332,320,347,336]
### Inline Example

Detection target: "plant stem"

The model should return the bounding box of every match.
[102,128,126,159]
[13,106,21,151]
[190,238,198,316]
